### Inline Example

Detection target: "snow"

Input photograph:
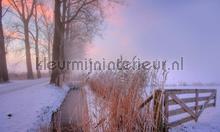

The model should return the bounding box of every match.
[85,85,110,131]
[85,85,100,126]
[169,86,220,132]
[0,78,69,132]
[4,79,216,132]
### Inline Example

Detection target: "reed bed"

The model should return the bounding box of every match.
[87,69,167,132]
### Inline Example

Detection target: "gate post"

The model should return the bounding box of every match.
[153,89,165,132]
[195,89,199,122]
[214,89,217,107]
[163,91,169,132]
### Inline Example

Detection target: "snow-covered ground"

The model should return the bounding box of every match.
[168,86,220,132]
[0,78,69,132]
[85,85,102,126]
[1,79,218,132]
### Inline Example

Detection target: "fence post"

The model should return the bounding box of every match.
[153,89,164,132]
[214,89,217,107]
[164,91,169,132]
[195,89,199,122]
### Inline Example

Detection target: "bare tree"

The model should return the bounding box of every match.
[23,1,53,77]
[8,0,36,79]
[0,0,9,82]
[50,0,123,86]
[33,2,41,78]
[50,0,62,85]
[38,3,53,70]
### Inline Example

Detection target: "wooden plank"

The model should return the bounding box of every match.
[164,93,169,122]
[165,89,216,94]
[197,89,216,93]
[165,89,196,94]
[168,96,215,105]
[168,116,194,128]
[169,103,215,116]
[139,94,153,109]
[169,94,196,119]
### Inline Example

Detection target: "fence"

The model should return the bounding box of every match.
[139,88,217,132]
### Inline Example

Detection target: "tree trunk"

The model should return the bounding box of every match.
[24,21,34,79]
[34,5,41,79]
[0,0,9,82]
[50,0,62,86]
[65,0,71,40]
[35,34,41,79]
[48,37,51,75]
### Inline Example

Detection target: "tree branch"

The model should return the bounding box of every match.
[2,6,10,17]
[63,0,97,24]
[8,0,22,17]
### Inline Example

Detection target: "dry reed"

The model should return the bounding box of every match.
[87,69,166,132]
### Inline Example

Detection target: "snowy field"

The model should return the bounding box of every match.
[0,78,69,132]
[168,86,220,132]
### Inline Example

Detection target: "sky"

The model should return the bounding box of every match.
[87,0,220,84]
[3,0,220,84]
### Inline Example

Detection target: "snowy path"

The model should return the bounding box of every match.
[0,78,69,132]
[0,79,49,95]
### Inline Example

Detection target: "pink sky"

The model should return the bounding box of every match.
[3,0,220,84]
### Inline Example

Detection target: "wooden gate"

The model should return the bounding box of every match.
[139,88,217,132]
[164,89,217,130]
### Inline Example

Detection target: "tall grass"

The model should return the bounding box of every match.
[87,69,167,132]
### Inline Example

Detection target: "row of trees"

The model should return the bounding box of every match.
[0,0,122,85]
[1,0,53,82]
